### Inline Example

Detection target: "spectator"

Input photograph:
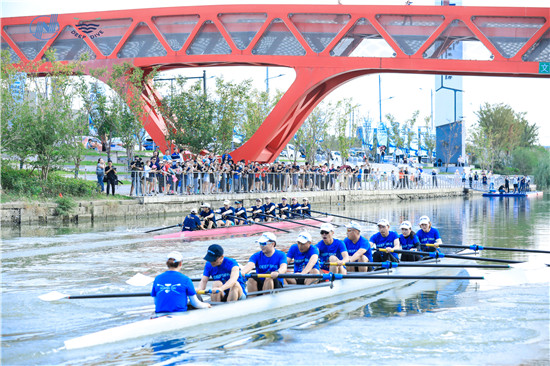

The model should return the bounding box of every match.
[96,158,105,192]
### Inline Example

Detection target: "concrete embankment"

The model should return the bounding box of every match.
[1,188,470,226]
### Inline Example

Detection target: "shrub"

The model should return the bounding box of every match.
[534,154,550,190]
[54,196,77,216]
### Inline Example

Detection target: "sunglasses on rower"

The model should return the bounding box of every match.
[320,231,330,235]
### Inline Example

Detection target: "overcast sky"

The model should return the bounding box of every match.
[3,0,549,145]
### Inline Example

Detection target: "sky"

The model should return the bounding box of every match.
[2,0,550,146]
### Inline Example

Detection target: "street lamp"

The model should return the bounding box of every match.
[265,67,284,95]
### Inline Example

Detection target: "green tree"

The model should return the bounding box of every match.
[295,103,331,164]
[422,116,436,163]
[534,151,550,190]
[334,99,359,160]
[470,103,539,170]
[213,78,250,152]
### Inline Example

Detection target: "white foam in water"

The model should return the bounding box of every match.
[473,262,550,291]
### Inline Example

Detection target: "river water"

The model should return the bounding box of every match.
[1,195,549,365]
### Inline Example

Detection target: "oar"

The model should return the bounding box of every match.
[293,212,343,227]
[39,289,215,302]
[248,273,484,280]
[226,215,291,233]
[382,249,523,264]
[328,261,510,269]
[427,243,550,255]
[144,224,180,233]
[264,214,322,229]
[309,210,377,225]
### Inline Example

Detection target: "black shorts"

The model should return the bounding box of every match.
[251,276,284,290]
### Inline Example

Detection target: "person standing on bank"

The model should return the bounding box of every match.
[105,160,118,196]
[96,158,105,192]
[344,221,373,272]
[199,244,247,302]
[151,251,210,314]
[241,232,287,292]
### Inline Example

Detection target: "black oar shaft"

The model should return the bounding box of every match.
[67,292,150,299]
[294,213,342,227]
[145,224,180,233]
[227,215,291,233]
[392,249,522,264]
[342,262,509,269]
[249,273,483,280]
[309,210,377,225]
[266,214,319,229]
[437,244,550,254]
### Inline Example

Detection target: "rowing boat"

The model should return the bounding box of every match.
[482,191,543,198]
[64,250,479,350]
[153,216,333,239]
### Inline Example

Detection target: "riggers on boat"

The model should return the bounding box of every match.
[64,250,480,350]
[153,216,333,240]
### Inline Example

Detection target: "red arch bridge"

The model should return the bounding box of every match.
[2,4,549,162]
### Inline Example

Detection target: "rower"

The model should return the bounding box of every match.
[181,208,202,231]
[262,197,276,222]
[300,198,311,217]
[233,201,247,226]
[369,219,400,262]
[289,197,301,219]
[248,198,265,222]
[416,216,442,253]
[277,197,290,219]
[199,244,247,302]
[216,199,235,227]
[286,231,320,285]
[151,251,210,313]
[241,232,288,292]
[398,221,421,261]
[316,223,348,275]
[344,221,373,272]
[199,203,216,229]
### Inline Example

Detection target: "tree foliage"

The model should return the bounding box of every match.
[469,103,538,170]
[334,99,359,160]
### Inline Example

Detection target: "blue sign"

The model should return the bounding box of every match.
[29,14,60,40]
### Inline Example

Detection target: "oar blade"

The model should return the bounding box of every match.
[39,291,69,302]
[126,273,154,287]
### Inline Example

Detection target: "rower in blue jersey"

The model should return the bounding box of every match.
[277,197,290,219]
[344,221,373,272]
[286,231,320,285]
[369,219,401,262]
[289,197,301,219]
[262,197,276,222]
[181,208,202,231]
[199,203,216,229]
[233,200,247,226]
[248,198,265,222]
[216,199,235,227]
[199,244,246,302]
[152,251,210,313]
[242,232,288,292]
[300,198,311,217]
[416,216,442,252]
[398,221,422,261]
[315,223,348,274]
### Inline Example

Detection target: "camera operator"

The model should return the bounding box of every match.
[130,156,144,196]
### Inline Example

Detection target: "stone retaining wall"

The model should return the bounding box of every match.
[1,188,469,226]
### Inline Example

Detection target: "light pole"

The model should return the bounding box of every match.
[265,67,284,95]
[155,70,209,96]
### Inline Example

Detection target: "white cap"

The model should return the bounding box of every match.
[201,203,210,208]
[166,251,183,263]
[190,208,197,214]
[297,231,312,243]
[320,223,335,232]
[345,221,362,232]
[223,199,230,205]
[419,216,430,225]
[257,231,277,244]
[377,219,390,227]
[400,221,412,230]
